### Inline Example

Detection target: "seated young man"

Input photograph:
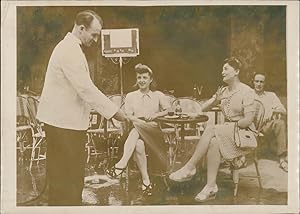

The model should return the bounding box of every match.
[252,72,288,172]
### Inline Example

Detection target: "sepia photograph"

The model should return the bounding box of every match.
[1,1,299,213]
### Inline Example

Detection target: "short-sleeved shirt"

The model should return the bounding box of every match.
[254,91,286,120]
[218,83,255,121]
[124,90,169,118]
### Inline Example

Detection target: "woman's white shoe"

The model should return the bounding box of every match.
[194,184,218,202]
[169,168,196,182]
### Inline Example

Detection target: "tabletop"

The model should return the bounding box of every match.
[210,106,222,112]
[156,114,208,124]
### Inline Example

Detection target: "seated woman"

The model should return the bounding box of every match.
[106,63,169,196]
[169,57,257,202]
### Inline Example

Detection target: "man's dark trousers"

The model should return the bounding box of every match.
[44,124,86,206]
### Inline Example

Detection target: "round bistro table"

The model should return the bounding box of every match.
[156,114,209,171]
[156,114,209,143]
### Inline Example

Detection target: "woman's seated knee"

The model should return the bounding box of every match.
[201,125,216,138]
[129,127,138,135]
[135,139,145,155]
[208,137,219,149]
[205,125,216,132]
[127,128,140,140]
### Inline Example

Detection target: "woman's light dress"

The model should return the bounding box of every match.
[214,83,256,160]
[125,90,170,171]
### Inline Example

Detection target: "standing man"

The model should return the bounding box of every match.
[37,10,127,205]
[252,72,287,172]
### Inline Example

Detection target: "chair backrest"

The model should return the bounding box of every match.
[17,95,43,135]
[253,99,265,133]
[171,97,203,135]
[164,94,176,109]
[109,94,125,110]
[88,110,104,130]
[27,96,39,119]
[17,95,31,126]
[172,97,202,114]
[88,95,126,130]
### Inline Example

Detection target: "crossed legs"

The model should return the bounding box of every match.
[115,128,140,169]
[134,140,151,186]
[113,128,151,186]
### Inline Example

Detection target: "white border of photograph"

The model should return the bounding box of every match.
[1,1,299,214]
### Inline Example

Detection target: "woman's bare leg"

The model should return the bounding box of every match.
[184,126,216,170]
[206,137,221,187]
[169,126,216,180]
[133,139,150,186]
[115,128,139,168]
[194,137,221,201]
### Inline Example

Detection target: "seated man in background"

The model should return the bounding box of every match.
[252,72,288,172]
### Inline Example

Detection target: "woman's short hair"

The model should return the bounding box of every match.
[75,10,103,28]
[224,57,242,71]
[134,63,153,78]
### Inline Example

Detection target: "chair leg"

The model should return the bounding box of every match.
[232,169,239,197]
[163,175,170,192]
[168,145,176,172]
[18,140,25,165]
[37,146,41,165]
[17,130,30,165]
[29,140,37,171]
[29,137,44,170]
[253,158,262,189]
[168,146,173,166]
[86,134,91,164]
[86,146,91,164]
[123,166,129,192]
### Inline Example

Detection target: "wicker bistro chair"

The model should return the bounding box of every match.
[17,96,33,164]
[26,96,46,171]
[86,95,126,168]
[16,95,46,170]
[86,111,107,164]
[231,99,265,197]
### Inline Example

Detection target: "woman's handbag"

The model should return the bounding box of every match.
[234,122,257,149]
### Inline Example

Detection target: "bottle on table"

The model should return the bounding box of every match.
[175,100,182,116]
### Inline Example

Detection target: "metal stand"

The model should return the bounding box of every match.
[110,57,131,104]
[119,57,124,101]
[108,56,133,193]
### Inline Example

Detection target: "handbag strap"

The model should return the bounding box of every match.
[233,121,236,142]
[234,121,240,147]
